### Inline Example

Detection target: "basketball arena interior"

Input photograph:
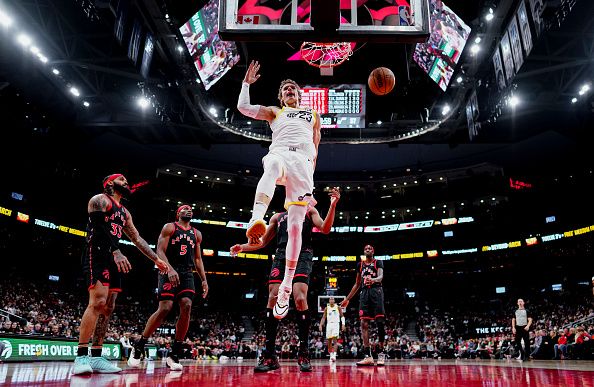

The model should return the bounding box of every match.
[0,0,593,385]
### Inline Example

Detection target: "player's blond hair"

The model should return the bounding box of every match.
[278,79,302,107]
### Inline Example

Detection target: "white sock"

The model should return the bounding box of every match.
[280,266,296,291]
[251,201,268,221]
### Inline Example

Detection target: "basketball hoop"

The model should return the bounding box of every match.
[300,42,353,76]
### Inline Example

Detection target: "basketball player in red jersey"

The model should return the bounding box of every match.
[237,60,321,319]
[231,188,340,372]
[341,245,386,366]
[73,174,169,375]
[128,204,208,371]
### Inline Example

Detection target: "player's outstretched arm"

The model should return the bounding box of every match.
[341,271,362,308]
[123,210,168,272]
[230,213,279,255]
[311,188,340,234]
[237,60,276,122]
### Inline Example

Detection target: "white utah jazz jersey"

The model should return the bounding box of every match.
[326,304,341,325]
[270,106,317,159]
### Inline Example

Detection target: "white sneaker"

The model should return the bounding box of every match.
[273,285,291,319]
[127,347,142,368]
[166,356,183,371]
[246,219,266,245]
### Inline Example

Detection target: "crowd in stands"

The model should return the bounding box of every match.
[2,276,593,361]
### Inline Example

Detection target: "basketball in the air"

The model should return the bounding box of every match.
[368,67,395,96]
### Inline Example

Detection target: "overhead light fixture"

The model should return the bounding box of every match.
[177,45,184,53]
[38,55,48,64]
[456,76,463,84]
[52,68,60,75]
[474,37,482,44]
[137,97,150,109]
[442,104,451,116]
[470,44,480,55]
[83,101,90,107]
[578,84,590,96]
[69,87,80,97]
[571,97,578,104]
[376,120,382,125]
[30,46,40,55]
[17,33,32,47]
[0,9,13,27]
[485,8,494,21]
[509,95,520,108]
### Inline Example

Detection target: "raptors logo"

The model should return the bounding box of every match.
[102,269,110,280]
[163,283,173,291]
[270,268,280,278]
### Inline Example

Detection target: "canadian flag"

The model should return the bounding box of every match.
[237,15,260,24]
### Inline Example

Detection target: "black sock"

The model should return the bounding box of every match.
[265,308,279,358]
[77,345,88,357]
[296,309,310,355]
[364,347,371,356]
[172,340,183,357]
[91,347,102,357]
[137,336,148,348]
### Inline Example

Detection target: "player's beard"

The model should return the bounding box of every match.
[113,182,132,198]
[180,215,192,222]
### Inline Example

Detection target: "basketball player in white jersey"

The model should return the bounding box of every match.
[319,297,346,362]
[237,60,321,319]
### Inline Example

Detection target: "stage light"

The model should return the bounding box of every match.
[485,8,494,21]
[0,9,13,27]
[38,55,48,64]
[571,97,578,104]
[52,68,60,75]
[456,76,463,84]
[17,34,32,47]
[442,105,451,116]
[83,101,90,107]
[474,37,482,44]
[579,84,590,95]
[509,95,520,108]
[69,87,80,97]
[137,97,150,109]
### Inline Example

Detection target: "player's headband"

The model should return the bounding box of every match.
[176,205,192,218]
[364,244,375,253]
[103,174,124,188]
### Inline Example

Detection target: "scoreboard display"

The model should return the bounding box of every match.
[301,84,366,128]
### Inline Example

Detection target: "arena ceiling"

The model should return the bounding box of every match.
[0,0,592,176]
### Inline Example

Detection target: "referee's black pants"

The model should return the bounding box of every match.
[515,325,530,360]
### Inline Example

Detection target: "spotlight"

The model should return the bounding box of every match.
[442,105,451,116]
[30,46,40,55]
[69,87,80,97]
[177,45,184,53]
[137,97,150,109]
[209,107,218,117]
[456,76,463,84]
[0,9,13,27]
[571,97,578,104]
[38,55,48,64]
[470,44,480,55]
[578,84,590,96]
[509,95,520,108]
[17,34,32,47]
[376,120,382,125]
[83,101,90,107]
[52,68,60,75]
[485,8,494,21]
[474,37,482,44]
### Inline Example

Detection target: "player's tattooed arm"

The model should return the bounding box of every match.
[87,194,109,213]
[122,209,168,272]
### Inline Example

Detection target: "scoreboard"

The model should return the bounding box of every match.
[301,84,366,128]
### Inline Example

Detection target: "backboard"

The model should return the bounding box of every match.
[219,0,430,43]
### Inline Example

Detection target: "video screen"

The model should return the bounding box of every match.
[300,84,366,128]
[413,0,471,91]
[179,0,240,90]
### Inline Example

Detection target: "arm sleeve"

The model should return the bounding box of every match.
[89,211,120,253]
[237,82,262,118]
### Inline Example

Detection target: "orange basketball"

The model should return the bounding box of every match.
[368,67,395,96]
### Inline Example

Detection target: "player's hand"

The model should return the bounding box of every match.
[155,258,169,274]
[340,299,349,308]
[201,280,209,298]
[512,328,517,335]
[230,244,243,256]
[329,188,341,206]
[113,250,132,273]
[243,60,261,84]
[168,267,180,287]
[364,277,374,286]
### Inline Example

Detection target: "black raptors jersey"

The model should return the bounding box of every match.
[166,223,197,272]
[276,212,313,253]
[85,194,127,253]
[359,259,384,288]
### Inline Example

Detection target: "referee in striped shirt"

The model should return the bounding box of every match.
[512,298,533,360]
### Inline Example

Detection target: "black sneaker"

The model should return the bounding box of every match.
[298,354,312,372]
[254,356,280,373]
